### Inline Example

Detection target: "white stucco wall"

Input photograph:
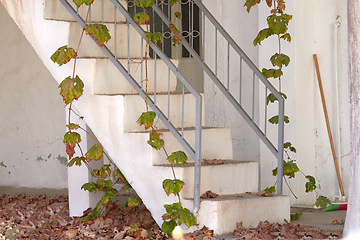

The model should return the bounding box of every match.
[258,1,349,206]
[0,3,68,190]
[203,0,260,162]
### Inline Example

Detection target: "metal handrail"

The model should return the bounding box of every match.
[59,0,203,212]
[151,0,284,194]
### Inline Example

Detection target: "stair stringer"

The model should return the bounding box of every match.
[0,0,187,228]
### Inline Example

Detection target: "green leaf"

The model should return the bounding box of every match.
[63,131,81,146]
[268,115,289,124]
[273,160,299,178]
[270,53,290,68]
[133,12,150,24]
[122,182,132,191]
[175,11,181,19]
[85,24,111,46]
[284,142,296,153]
[86,144,103,162]
[176,207,196,227]
[267,15,288,35]
[253,28,273,46]
[169,0,180,6]
[169,24,179,34]
[51,45,76,66]
[127,197,141,207]
[59,75,84,105]
[66,123,80,130]
[290,212,302,221]
[167,151,188,166]
[265,186,276,194]
[161,220,177,236]
[144,32,163,45]
[68,156,85,167]
[305,175,316,192]
[134,0,154,8]
[262,68,283,79]
[172,35,181,46]
[164,202,181,213]
[94,164,111,178]
[267,93,277,105]
[244,0,261,12]
[316,196,331,209]
[163,179,185,196]
[280,33,292,42]
[81,182,99,192]
[101,194,111,206]
[114,168,127,183]
[137,111,156,130]
[147,130,165,150]
[73,0,94,7]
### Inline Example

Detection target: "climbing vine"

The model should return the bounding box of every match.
[51,0,137,220]
[244,0,331,208]
[51,0,196,235]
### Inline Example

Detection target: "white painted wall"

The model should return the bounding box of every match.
[0,3,68,190]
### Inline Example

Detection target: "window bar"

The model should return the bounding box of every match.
[114,7,117,59]
[191,0,194,54]
[168,68,171,121]
[264,87,268,136]
[227,42,230,90]
[154,53,157,104]
[89,4,91,24]
[201,11,205,60]
[181,83,185,137]
[252,72,255,120]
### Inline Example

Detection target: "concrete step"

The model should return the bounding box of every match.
[123,93,204,132]
[184,193,290,235]
[94,59,178,95]
[157,160,259,198]
[69,22,147,59]
[44,0,127,23]
[149,127,233,165]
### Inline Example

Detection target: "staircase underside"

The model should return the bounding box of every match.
[1,0,290,235]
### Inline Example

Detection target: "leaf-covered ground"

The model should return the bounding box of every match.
[0,194,342,239]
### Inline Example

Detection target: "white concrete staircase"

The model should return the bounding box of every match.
[1,0,289,235]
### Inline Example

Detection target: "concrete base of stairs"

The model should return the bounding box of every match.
[184,193,290,236]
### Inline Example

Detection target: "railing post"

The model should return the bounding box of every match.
[193,95,202,214]
[276,97,285,195]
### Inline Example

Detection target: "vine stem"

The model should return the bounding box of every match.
[76,142,93,173]
[144,7,149,112]
[284,176,298,199]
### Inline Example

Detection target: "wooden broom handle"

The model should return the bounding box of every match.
[313,54,345,197]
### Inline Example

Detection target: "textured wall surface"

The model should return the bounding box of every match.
[0,3,68,190]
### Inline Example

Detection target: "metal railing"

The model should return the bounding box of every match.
[150,0,285,194]
[59,0,203,212]
[59,0,285,215]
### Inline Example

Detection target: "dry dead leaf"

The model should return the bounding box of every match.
[203,159,224,165]
[200,190,219,199]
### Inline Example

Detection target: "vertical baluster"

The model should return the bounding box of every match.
[264,87,268,136]
[141,38,144,89]
[114,7,117,59]
[201,11,205,59]
[102,0,104,24]
[239,57,242,105]
[190,0,194,53]
[181,84,185,137]
[252,72,255,120]
[154,54,157,104]
[127,21,130,73]
[227,42,230,90]
[215,29,217,76]
[168,68,171,121]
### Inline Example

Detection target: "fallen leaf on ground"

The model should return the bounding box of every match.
[200,191,219,199]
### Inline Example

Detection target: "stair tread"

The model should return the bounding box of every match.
[184,193,285,202]
[155,160,256,167]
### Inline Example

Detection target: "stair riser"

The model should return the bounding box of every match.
[123,94,204,132]
[168,161,259,198]
[94,59,178,95]
[44,0,127,23]
[152,128,233,164]
[69,22,147,59]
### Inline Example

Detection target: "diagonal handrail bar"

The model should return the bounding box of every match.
[151,1,284,194]
[59,0,203,212]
